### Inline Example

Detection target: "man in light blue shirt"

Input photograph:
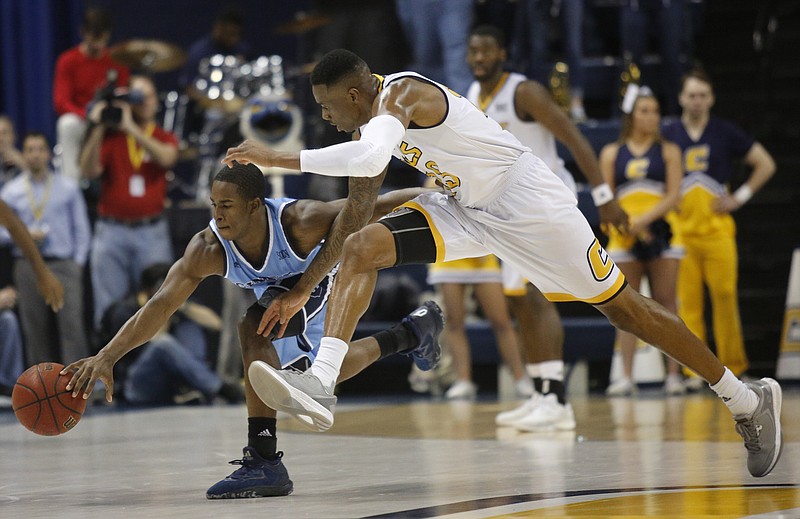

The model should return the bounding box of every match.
[0,132,91,365]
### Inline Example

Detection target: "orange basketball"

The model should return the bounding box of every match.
[12,362,87,436]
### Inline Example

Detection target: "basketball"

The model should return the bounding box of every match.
[12,362,87,436]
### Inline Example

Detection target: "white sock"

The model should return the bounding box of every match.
[526,363,541,379]
[309,337,348,388]
[539,360,565,382]
[709,367,758,418]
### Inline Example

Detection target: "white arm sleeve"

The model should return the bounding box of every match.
[299,114,406,177]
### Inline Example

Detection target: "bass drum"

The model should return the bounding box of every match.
[239,92,304,153]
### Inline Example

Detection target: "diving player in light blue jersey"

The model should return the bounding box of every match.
[62,163,442,499]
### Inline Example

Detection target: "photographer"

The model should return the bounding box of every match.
[79,75,178,334]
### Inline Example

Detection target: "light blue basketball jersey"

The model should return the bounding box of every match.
[209,198,335,367]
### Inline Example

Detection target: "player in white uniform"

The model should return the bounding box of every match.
[225,49,784,478]
[465,25,624,431]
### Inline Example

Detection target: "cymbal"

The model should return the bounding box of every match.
[274,12,331,35]
[110,39,187,73]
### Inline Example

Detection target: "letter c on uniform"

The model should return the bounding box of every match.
[586,238,614,282]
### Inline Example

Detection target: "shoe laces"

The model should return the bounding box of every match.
[228,450,283,470]
[735,419,762,453]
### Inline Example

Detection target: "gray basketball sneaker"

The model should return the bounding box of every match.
[734,378,783,477]
[248,361,337,432]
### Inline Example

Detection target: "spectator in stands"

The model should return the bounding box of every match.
[394,0,474,95]
[0,115,25,189]
[0,133,91,367]
[101,263,244,406]
[79,74,178,332]
[514,0,588,121]
[599,86,685,396]
[53,7,130,181]
[179,5,252,90]
[428,255,532,399]
[0,200,64,407]
[619,0,687,115]
[663,69,776,387]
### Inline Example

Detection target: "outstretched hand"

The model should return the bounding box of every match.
[222,139,273,168]
[257,288,310,339]
[61,354,116,402]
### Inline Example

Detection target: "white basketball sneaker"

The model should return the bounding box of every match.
[495,392,542,427]
[514,394,576,432]
[606,377,637,397]
[444,380,477,400]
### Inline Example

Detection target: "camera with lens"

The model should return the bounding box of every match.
[94,69,144,126]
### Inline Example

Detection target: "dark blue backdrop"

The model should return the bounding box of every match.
[0,0,310,142]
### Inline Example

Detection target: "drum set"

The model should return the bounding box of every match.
[109,13,328,201]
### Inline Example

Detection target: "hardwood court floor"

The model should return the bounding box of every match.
[1,389,798,519]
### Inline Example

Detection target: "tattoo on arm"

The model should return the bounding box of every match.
[296,173,386,293]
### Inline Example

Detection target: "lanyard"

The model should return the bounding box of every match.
[126,123,156,171]
[24,173,53,222]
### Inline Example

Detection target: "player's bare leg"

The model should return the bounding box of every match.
[598,284,783,477]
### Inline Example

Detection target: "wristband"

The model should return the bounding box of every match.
[591,183,614,206]
[733,185,753,205]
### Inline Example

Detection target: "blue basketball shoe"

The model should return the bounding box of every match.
[206,447,293,499]
[400,301,444,371]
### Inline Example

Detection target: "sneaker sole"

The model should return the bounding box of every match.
[206,484,294,499]
[760,378,783,477]
[407,302,444,371]
[515,419,577,433]
[248,361,334,432]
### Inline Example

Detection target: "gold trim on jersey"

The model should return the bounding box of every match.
[373,74,385,93]
[503,286,528,297]
[544,271,627,304]
[477,72,511,112]
[401,200,446,263]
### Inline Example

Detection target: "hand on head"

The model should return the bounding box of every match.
[222,139,271,168]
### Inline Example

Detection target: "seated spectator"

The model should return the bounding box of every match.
[0,133,91,366]
[0,285,23,408]
[101,265,244,406]
[0,115,25,188]
[53,7,130,181]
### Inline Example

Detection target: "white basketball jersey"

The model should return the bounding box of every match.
[466,72,575,193]
[380,71,531,208]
